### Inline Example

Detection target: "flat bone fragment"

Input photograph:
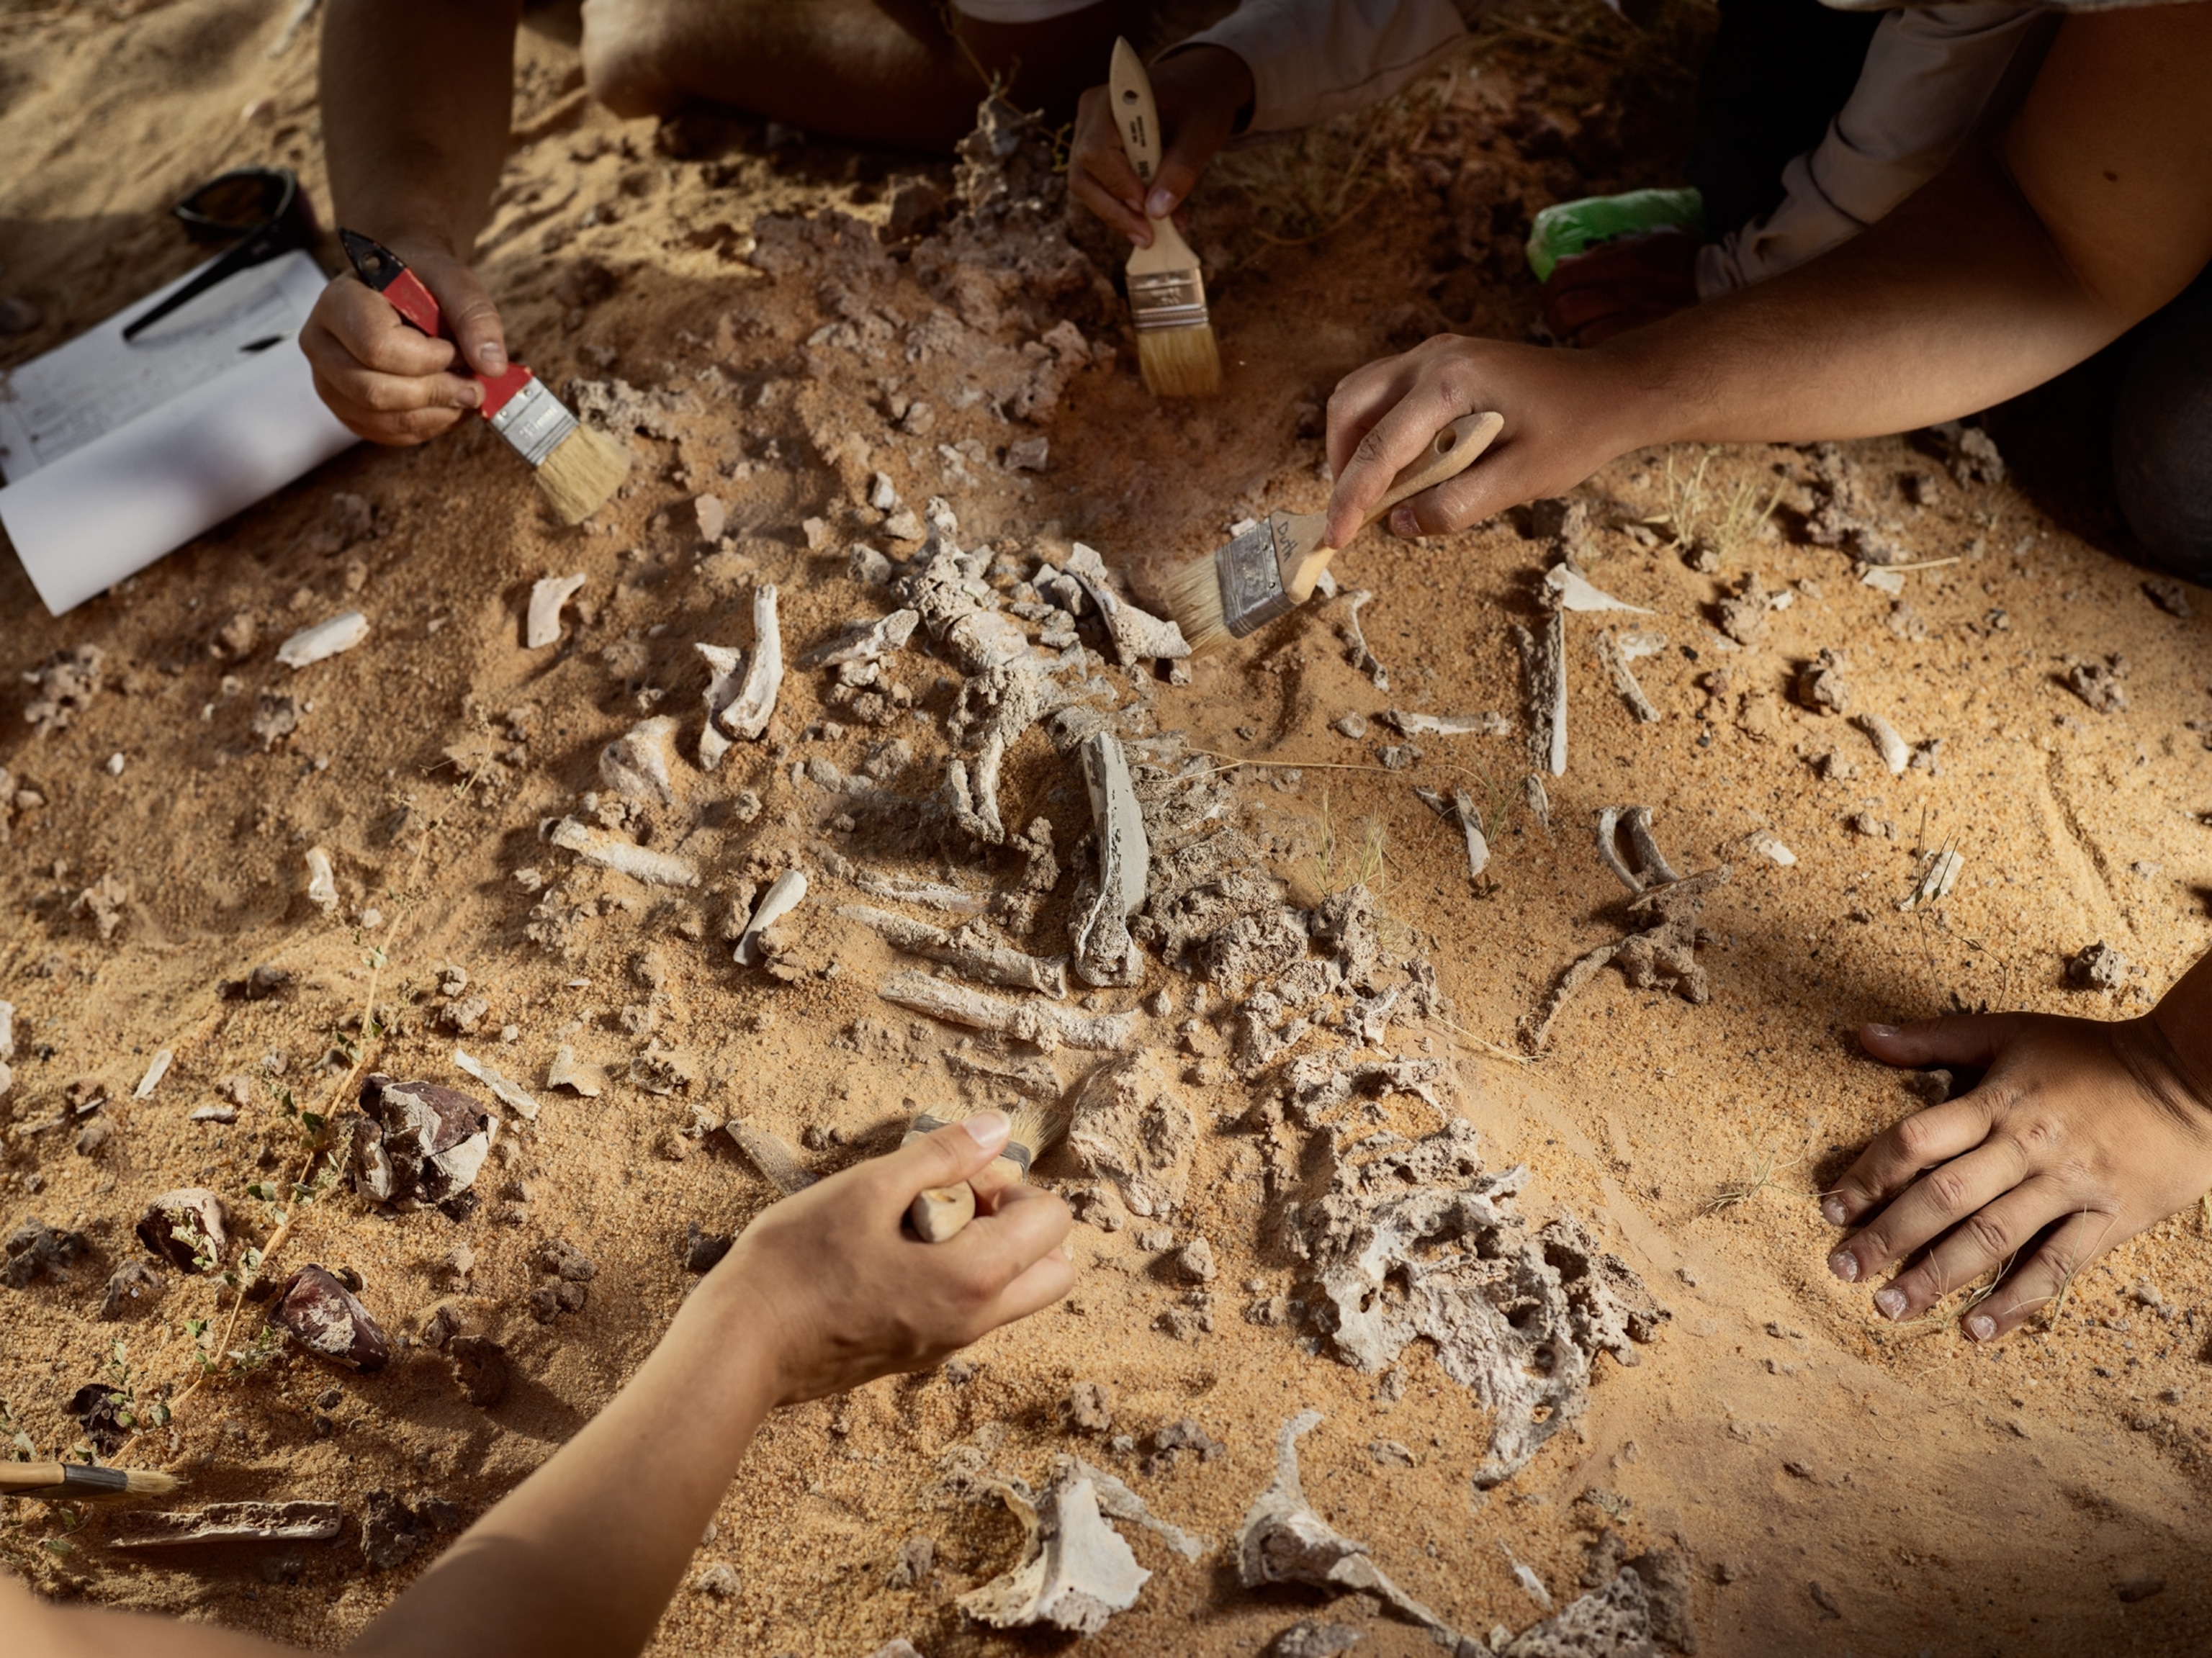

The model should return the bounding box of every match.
[799,607,920,669]
[1898,848,1963,912]
[550,818,698,887]
[945,1050,1064,1101]
[1856,711,1910,777]
[1522,774,1552,834]
[305,847,338,913]
[1513,613,1568,778]
[1543,563,1653,614]
[958,1460,1155,1636]
[1748,829,1797,867]
[695,643,744,772]
[1340,590,1388,690]
[599,715,680,804]
[1449,789,1490,880]
[109,1502,344,1549]
[1382,711,1510,739]
[880,972,1138,1053]
[727,1119,814,1194]
[1064,544,1191,664]
[276,610,369,669]
[526,573,587,649]
[735,870,808,965]
[1069,730,1150,987]
[1596,631,1662,724]
[0,1000,14,1061]
[1236,1413,1480,1656]
[838,904,1068,997]
[453,1048,540,1121]
[134,1049,173,1099]
[546,1045,606,1097]
[716,586,783,742]
[821,851,989,915]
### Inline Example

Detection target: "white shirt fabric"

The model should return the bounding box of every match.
[1172,0,1480,134]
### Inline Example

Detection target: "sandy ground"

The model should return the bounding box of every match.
[4,1,2212,1654]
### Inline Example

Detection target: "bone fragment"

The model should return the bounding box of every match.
[839,905,1067,996]
[696,644,744,772]
[546,1045,606,1097]
[799,608,920,669]
[726,1119,814,1193]
[1899,848,1963,912]
[1596,631,1662,724]
[1064,544,1191,664]
[1236,1413,1480,1656]
[735,870,808,965]
[1340,590,1388,690]
[1543,563,1652,614]
[276,611,369,669]
[1522,774,1552,835]
[1449,788,1490,880]
[526,574,587,649]
[0,1000,14,1062]
[110,1502,343,1549]
[1856,711,1910,777]
[599,716,680,804]
[549,818,698,886]
[1514,615,1568,778]
[1069,730,1149,986]
[453,1048,539,1121]
[1593,806,1681,895]
[820,850,989,915]
[305,847,338,913]
[1382,711,1510,738]
[716,587,782,741]
[879,972,1138,1053]
[1748,829,1797,867]
[958,1460,1159,1635]
[134,1049,173,1099]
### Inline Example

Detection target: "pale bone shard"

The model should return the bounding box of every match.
[109,1502,344,1549]
[1066,1054,1194,1215]
[1861,565,1905,595]
[1064,544,1191,664]
[1339,590,1388,690]
[800,608,920,669]
[1449,788,1489,880]
[351,1074,500,1204]
[1522,867,1730,1052]
[1748,829,1797,867]
[453,1048,540,1121]
[134,1049,173,1099]
[839,904,1068,996]
[717,587,783,741]
[946,1050,1064,1099]
[1523,773,1552,835]
[135,1188,229,1272]
[546,1045,606,1096]
[695,644,745,772]
[1856,711,1910,777]
[1596,631,1662,724]
[881,972,1138,1053]
[1236,1411,1480,1655]
[1501,1569,1658,1658]
[1069,731,1151,987]
[305,847,339,914]
[0,1000,14,1061]
[1544,564,1652,614]
[526,574,587,649]
[276,610,369,669]
[735,870,809,965]
[550,818,698,887]
[1287,1054,1450,1125]
[1898,848,1963,912]
[820,850,989,915]
[599,716,680,805]
[1290,1122,1668,1484]
[959,1459,1176,1635]
[1514,616,1568,778]
[1382,711,1510,739]
[727,1119,814,1193]
[1591,806,1680,895]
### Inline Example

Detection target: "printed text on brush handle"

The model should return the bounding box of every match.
[1109,37,1163,184]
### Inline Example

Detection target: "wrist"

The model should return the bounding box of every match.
[676,1266,796,1412]
[1154,43,1255,134]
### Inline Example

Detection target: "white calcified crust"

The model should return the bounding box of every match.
[1449,788,1489,880]
[546,1044,606,1096]
[1065,1053,1194,1217]
[276,611,369,669]
[879,972,1137,1053]
[598,715,680,804]
[734,870,808,965]
[718,586,783,741]
[549,818,698,886]
[109,1502,343,1549]
[1069,731,1149,986]
[837,904,1067,997]
[526,573,587,649]
[1596,630,1662,724]
[799,607,920,668]
[1382,710,1509,738]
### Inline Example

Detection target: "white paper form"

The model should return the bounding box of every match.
[0,250,358,615]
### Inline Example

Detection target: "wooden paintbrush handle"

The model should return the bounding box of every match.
[1109,37,1161,184]
[909,1184,978,1243]
[1282,412,1503,603]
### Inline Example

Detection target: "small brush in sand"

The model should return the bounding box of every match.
[1110,38,1222,399]
[903,1102,1069,1243]
[338,230,631,524]
[1,1463,181,1500]
[1164,409,1503,653]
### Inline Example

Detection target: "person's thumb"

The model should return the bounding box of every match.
[889,1112,1010,1201]
[418,256,508,379]
[1859,1014,2018,1071]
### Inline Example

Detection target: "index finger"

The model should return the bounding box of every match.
[1324,364,1478,549]
[1822,1092,1995,1232]
[314,276,460,378]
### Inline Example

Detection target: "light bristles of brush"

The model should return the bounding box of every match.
[1136,322,1223,400]
[1159,546,1236,657]
[533,419,632,526]
[0,1462,182,1497]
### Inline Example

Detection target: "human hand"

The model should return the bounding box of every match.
[300,238,508,446]
[1323,333,1635,547]
[713,1112,1074,1404]
[1825,1005,2212,1339]
[1069,44,1251,246]
[1542,229,1700,348]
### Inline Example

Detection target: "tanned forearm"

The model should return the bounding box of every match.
[320,0,525,256]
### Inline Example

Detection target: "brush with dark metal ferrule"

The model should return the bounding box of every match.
[1164,410,1503,652]
[0,1462,181,1499]
[902,1103,1069,1243]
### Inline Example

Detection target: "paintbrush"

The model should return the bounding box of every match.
[338,230,631,525]
[902,1102,1069,1243]
[1164,409,1503,652]
[1,1463,181,1499]
[1110,37,1222,399]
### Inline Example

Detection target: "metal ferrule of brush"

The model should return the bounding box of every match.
[487,377,578,470]
[1217,517,1296,637]
[909,1113,1035,1176]
[1127,269,1209,333]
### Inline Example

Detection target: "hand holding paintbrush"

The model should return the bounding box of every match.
[1110,38,1223,399]
[901,1101,1069,1242]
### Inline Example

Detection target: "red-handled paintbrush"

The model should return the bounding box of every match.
[338,229,629,524]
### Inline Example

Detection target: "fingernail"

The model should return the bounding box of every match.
[1965,1313,1996,1341]
[1827,1251,1857,1284]
[1874,1287,1907,1320]
[1390,506,1418,537]
[1145,187,1174,218]
[479,344,507,374]
[1866,1022,1900,1039]
[961,1111,1010,1152]
[1821,1197,1847,1227]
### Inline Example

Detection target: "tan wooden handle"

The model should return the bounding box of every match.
[1108,37,1161,184]
[909,1184,977,1243]
[1363,410,1504,528]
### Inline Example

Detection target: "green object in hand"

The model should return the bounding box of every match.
[1525,187,1706,282]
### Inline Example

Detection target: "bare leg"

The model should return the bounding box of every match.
[581,0,1146,152]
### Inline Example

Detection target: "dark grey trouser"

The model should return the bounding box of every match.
[2113,262,2212,585]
